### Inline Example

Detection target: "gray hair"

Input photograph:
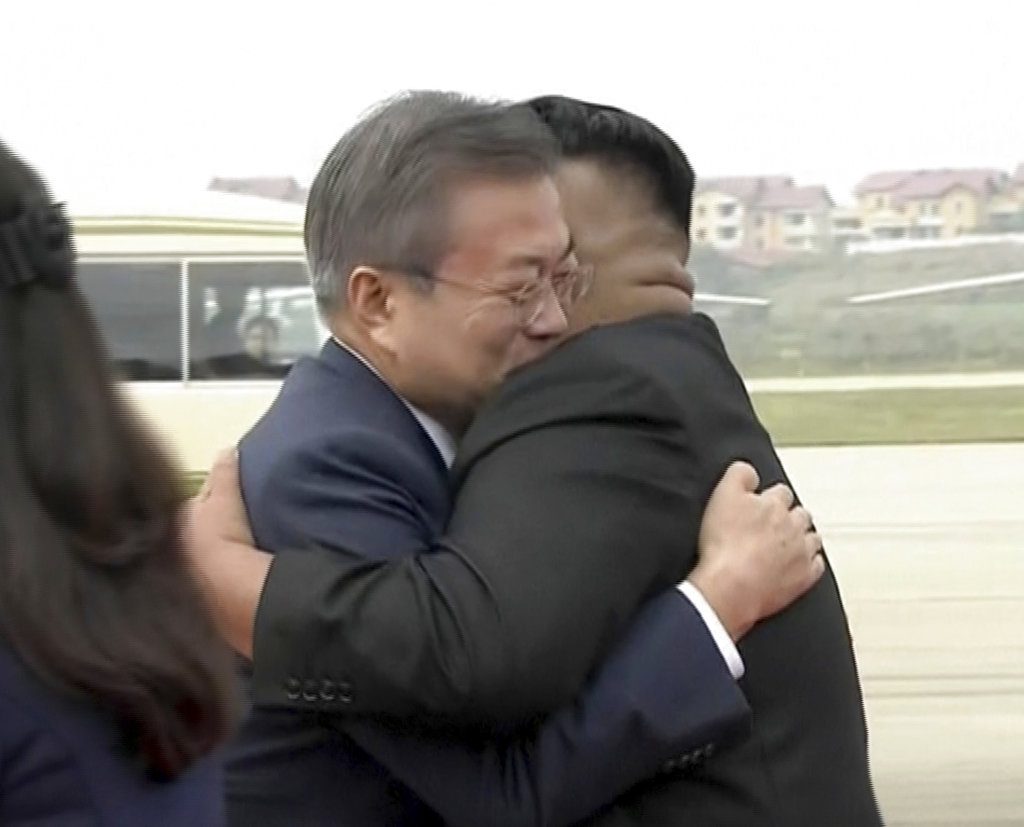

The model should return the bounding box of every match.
[304,91,559,314]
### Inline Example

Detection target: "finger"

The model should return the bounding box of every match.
[804,531,824,556]
[207,447,240,491]
[721,461,760,493]
[762,483,795,510]
[790,505,813,533]
[196,475,214,502]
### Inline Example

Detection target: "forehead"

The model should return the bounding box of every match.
[441,175,570,270]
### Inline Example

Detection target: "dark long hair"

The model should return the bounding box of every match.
[0,142,237,779]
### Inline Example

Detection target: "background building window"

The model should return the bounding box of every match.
[718,202,737,218]
[717,226,738,241]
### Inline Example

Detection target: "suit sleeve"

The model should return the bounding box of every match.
[344,592,748,827]
[250,430,489,718]
[253,343,720,729]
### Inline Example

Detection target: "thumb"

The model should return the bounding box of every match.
[205,447,240,497]
[722,460,760,493]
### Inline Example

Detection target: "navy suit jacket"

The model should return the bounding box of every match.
[0,640,225,826]
[228,340,747,826]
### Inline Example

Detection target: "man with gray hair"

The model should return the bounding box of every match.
[218,91,821,825]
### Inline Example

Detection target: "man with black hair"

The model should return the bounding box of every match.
[504,94,881,824]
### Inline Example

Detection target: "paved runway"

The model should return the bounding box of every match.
[779,443,1024,826]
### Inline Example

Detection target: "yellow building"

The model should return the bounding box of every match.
[693,177,793,251]
[692,176,833,253]
[831,207,869,249]
[749,186,834,252]
[854,169,1007,239]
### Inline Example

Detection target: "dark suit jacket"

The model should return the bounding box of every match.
[0,640,225,826]
[472,312,883,826]
[232,339,750,827]
[252,314,882,826]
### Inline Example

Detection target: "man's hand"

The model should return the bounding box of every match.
[185,449,255,552]
[688,461,824,642]
[181,449,271,658]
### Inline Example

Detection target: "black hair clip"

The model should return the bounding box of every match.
[0,202,75,290]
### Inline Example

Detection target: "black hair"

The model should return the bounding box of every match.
[525,95,695,235]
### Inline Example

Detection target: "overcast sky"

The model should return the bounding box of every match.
[3,0,1021,207]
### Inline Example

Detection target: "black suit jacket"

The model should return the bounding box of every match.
[541,313,883,825]
[255,313,881,825]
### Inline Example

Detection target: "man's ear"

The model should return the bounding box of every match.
[347,266,401,354]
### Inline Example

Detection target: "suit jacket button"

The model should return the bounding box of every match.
[320,679,337,702]
[285,677,301,701]
[302,680,319,702]
[338,680,354,704]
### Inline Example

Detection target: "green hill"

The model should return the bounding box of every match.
[693,243,1024,377]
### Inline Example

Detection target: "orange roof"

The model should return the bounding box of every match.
[855,168,1006,203]
[756,184,833,211]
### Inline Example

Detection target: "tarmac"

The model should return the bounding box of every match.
[780,443,1024,826]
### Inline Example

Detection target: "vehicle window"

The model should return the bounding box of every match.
[187,260,324,380]
[77,260,183,381]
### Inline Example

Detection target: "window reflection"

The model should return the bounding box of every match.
[188,261,324,380]
[77,262,182,381]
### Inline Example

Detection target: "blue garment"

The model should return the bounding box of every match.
[0,640,225,827]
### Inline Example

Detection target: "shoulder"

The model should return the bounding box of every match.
[503,312,722,391]
[241,356,445,510]
[244,348,440,485]
[484,313,713,417]
[579,311,726,361]
[456,316,698,472]
[0,642,53,730]
[0,643,225,826]
[0,645,97,823]
[239,389,449,555]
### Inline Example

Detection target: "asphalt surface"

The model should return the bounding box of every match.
[780,443,1024,826]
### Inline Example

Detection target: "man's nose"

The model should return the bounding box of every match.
[526,286,569,338]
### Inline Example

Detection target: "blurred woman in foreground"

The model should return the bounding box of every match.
[0,141,237,824]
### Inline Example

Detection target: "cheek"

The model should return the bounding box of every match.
[398,293,452,337]
[462,310,517,348]
[460,313,522,374]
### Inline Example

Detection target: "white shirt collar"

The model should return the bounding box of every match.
[331,336,457,468]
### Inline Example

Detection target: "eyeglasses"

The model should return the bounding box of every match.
[377,262,595,328]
